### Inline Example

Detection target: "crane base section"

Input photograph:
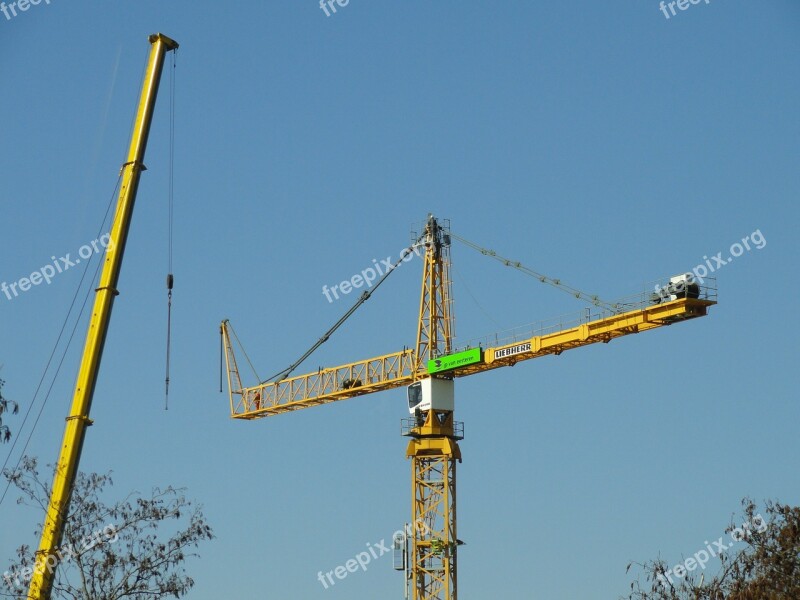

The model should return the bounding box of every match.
[405,409,462,600]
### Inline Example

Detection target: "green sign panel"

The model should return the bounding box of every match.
[427,348,482,374]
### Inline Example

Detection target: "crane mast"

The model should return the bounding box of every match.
[406,216,460,599]
[414,216,454,369]
[26,33,178,600]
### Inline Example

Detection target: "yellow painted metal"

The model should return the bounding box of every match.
[407,216,458,599]
[456,296,715,377]
[224,296,714,419]
[221,320,244,415]
[26,33,178,600]
[414,216,454,371]
[220,213,716,600]
[406,410,460,600]
[226,343,416,418]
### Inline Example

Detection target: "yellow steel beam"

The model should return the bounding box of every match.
[221,320,244,415]
[405,410,460,600]
[228,296,715,419]
[26,33,178,600]
[230,348,416,419]
[454,296,715,377]
[414,216,454,372]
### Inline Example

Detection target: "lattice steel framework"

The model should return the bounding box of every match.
[406,409,462,600]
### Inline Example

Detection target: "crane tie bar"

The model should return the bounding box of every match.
[450,233,621,313]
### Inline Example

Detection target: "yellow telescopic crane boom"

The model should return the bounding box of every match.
[221,215,716,600]
[26,33,178,600]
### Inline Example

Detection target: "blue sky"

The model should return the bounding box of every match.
[1,1,798,598]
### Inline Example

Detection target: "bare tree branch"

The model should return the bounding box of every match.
[624,498,800,600]
[1,457,214,600]
[0,378,19,444]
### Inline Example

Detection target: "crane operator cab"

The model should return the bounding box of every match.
[408,377,455,424]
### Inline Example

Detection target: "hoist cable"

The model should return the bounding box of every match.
[164,49,176,410]
[0,176,121,506]
[2,47,151,499]
[450,263,505,332]
[219,328,224,394]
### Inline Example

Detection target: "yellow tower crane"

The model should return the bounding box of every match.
[221,214,716,600]
[25,33,178,600]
